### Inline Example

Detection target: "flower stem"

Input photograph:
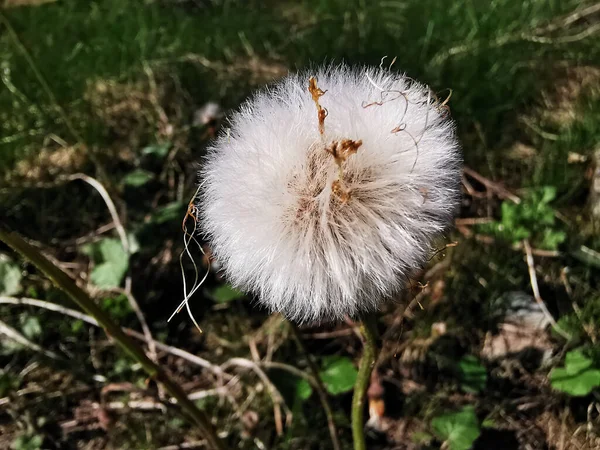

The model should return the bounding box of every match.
[351,313,379,450]
[0,229,226,450]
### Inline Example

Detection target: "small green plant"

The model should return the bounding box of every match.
[11,434,43,450]
[550,349,600,396]
[479,187,566,250]
[431,406,481,450]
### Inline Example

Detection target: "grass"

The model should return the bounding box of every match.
[1,0,600,449]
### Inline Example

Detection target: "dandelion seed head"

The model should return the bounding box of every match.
[200,65,462,323]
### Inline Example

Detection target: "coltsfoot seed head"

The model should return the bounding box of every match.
[200,64,462,323]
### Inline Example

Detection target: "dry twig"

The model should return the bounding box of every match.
[523,239,571,340]
[463,166,521,204]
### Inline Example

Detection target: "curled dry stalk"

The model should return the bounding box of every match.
[352,313,379,450]
[0,229,226,450]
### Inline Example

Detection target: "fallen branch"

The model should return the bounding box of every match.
[222,357,292,436]
[0,296,224,377]
[0,230,225,450]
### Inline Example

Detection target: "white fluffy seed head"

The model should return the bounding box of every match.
[200,64,462,323]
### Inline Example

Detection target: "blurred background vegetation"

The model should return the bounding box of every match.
[1,0,600,449]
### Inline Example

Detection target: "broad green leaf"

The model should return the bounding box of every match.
[124,169,154,187]
[431,406,481,450]
[550,367,600,396]
[458,355,487,393]
[88,239,129,289]
[295,378,313,401]
[565,350,593,374]
[91,263,127,289]
[0,255,22,296]
[212,284,245,303]
[550,350,600,396]
[319,356,358,395]
[142,143,171,158]
[20,316,41,340]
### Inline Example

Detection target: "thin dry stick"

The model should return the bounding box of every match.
[66,173,158,365]
[0,230,225,450]
[0,296,224,377]
[352,314,379,450]
[7,172,158,362]
[463,167,521,204]
[223,357,292,435]
[431,3,600,65]
[289,324,342,450]
[523,239,571,340]
[0,319,60,360]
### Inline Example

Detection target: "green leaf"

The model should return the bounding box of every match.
[124,169,154,187]
[458,355,487,393]
[127,233,140,254]
[481,417,496,428]
[0,372,20,397]
[411,431,433,444]
[11,434,43,450]
[0,254,22,296]
[102,294,131,319]
[319,356,358,395]
[20,316,41,340]
[431,406,481,450]
[477,187,564,249]
[142,143,171,158]
[539,186,556,204]
[539,229,565,251]
[550,350,600,396]
[151,202,186,225]
[212,284,245,303]
[71,320,84,333]
[564,350,593,374]
[88,239,129,289]
[295,378,313,401]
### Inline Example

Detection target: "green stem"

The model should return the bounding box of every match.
[351,313,379,450]
[0,229,226,450]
